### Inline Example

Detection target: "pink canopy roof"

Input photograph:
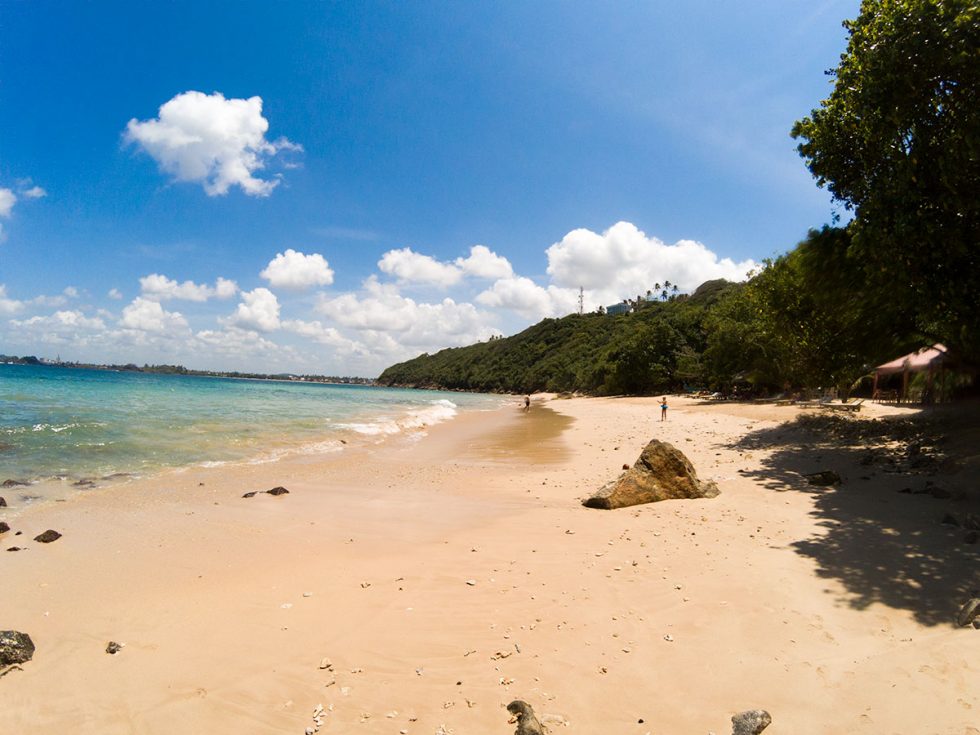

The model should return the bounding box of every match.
[875,344,947,375]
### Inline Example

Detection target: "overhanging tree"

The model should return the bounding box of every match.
[791,0,979,365]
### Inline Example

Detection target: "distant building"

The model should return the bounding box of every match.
[605,302,630,316]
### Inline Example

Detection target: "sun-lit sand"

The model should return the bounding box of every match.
[2,396,978,734]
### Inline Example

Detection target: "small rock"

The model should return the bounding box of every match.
[1,479,28,488]
[941,513,961,527]
[0,522,9,534]
[6,546,22,552]
[731,709,772,735]
[34,529,62,543]
[318,657,332,670]
[803,471,840,486]
[663,634,674,642]
[956,598,980,628]
[507,700,545,735]
[106,641,123,654]
[465,579,477,586]
[242,491,258,498]
[0,496,6,506]
[0,630,35,666]
[266,486,289,496]
[305,728,315,735]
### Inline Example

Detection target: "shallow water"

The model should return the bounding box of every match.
[0,364,504,489]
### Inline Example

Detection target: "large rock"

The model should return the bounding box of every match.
[957,598,980,628]
[584,439,719,509]
[0,630,35,666]
[732,709,772,735]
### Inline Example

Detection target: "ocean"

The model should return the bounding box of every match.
[0,363,504,494]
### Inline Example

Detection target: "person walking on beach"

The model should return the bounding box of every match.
[523,395,531,412]
[660,396,668,421]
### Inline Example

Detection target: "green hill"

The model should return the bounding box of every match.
[377,280,739,395]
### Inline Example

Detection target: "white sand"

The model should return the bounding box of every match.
[2,396,978,734]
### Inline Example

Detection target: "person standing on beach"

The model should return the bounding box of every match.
[524,395,531,412]
[660,396,668,421]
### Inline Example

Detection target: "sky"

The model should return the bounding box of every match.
[0,0,858,376]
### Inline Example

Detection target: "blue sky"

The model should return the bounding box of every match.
[0,0,857,375]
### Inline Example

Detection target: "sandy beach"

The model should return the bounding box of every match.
[2,395,978,734]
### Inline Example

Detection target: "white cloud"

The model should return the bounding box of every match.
[316,277,495,350]
[281,318,365,354]
[0,188,16,218]
[225,287,281,332]
[29,294,68,308]
[455,245,513,279]
[119,297,189,333]
[260,249,334,290]
[108,288,124,300]
[195,327,283,358]
[0,284,24,315]
[63,286,79,298]
[22,186,46,199]
[125,90,301,197]
[545,221,757,304]
[139,273,239,301]
[477,276,577,320]
[12,310,106,331]
[378,247,462,287]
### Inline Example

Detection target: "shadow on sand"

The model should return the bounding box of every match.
[729,411,980,627]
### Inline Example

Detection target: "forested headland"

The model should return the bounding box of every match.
[379,0,978,397]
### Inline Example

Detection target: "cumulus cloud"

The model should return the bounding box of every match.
[12,310,106,331]
[545,221,757,304]
[378,247,462,287]
[225,287,281,332]
[0,188,16,218]
[476,277,578,320]
[22,185,46,199]
[455,245,513,279]
[125,90,301,197]
[108,288,124,300]
[0,284,24,315]
[316,277,495,350]
[195,326,283,358]
[281,318,364,354]
[260,249,334,290]
[119,297,189,333]
[139,273,238,301]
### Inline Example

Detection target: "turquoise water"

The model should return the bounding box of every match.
[0,364,503,486]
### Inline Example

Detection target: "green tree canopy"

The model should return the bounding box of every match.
[791,0,980,365]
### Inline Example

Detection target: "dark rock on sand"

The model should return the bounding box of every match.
[1,479,28,488]
[72,478,96,488]
[34,529,62,543]
[266,486,289,496]
[242,491,258,498]
[6,546,22,552]
[0,496,7,506]
[507,700,546,735]
[0,522,9,534]
[106,641,123,654]
[0,630,35,666]
[804,470,841,486]
[584,440,718,510]
[956,598,980,628]
[731,709,772,735]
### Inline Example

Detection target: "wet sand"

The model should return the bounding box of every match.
[2,396,978,734]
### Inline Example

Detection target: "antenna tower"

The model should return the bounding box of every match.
[578,287,584,315]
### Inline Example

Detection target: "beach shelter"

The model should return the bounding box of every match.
[873,343,948,402]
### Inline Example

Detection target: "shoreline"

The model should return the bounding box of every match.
[2,396,978,734]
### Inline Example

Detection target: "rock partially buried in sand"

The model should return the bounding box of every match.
[106,641,123,654]
[0,630,35,666]
[242,491,258,498]
[1,479,28,488]
[507,700,546,735]
[731,709,772,735]
[956,598,980,628]
[34,529,62,543]
[0,522,9,534]
[803,470,840,486]
[0,496,7,506]
[266,486,289,496]
[583,440,719,510]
